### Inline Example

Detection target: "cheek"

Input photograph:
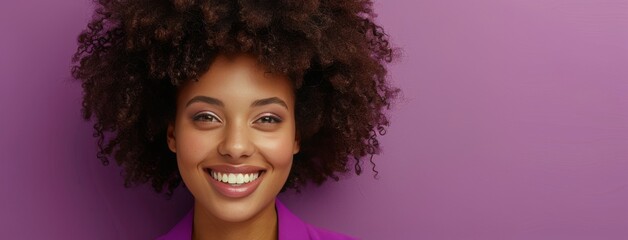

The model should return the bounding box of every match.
[255,135,296,168]
[175,128,213,166]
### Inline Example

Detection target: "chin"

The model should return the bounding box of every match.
[201,192,277,223]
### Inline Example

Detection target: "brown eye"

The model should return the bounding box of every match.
[193,112,222,123]
[255,115,282,124]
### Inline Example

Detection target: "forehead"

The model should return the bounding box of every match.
[176,54,295,107]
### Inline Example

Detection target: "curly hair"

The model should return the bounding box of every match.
[71,0,398,195]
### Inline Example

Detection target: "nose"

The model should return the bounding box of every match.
[217,122,255,160]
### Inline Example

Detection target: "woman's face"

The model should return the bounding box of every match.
[167,54,299,223]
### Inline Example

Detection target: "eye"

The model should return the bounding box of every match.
[193,112,222,123]
[255,115,282,124]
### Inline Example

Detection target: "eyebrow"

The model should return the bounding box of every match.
[185,96,288,109]
[186,96,224,107]
[251,97,288,109]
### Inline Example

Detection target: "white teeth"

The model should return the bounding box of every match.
[210,170,261,185]
[228,173,236,184]
[236,174,244,184]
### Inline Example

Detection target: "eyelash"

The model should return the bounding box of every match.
[192,112,221,122]
[192,112,282,124]
[255,115,282,124]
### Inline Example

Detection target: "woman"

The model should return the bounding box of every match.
[72,0,397,239]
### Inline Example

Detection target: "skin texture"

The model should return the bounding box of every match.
[72,0,398,195]
[167,54,299,240]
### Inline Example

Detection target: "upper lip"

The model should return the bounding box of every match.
[204,165,266,174]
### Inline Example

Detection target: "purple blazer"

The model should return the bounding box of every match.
[156,199,356,240]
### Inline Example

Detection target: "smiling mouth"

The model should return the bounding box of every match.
[206,169,265,186]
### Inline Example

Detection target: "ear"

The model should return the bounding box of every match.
[293,134,300,155]
[167,122,176,153]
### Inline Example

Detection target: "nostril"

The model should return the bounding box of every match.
[217,142,253,158]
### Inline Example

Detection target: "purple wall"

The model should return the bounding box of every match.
[1,0,627,239]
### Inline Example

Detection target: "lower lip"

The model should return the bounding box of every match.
[206,171,264,198]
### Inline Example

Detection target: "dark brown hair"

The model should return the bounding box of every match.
[72,0,398,195]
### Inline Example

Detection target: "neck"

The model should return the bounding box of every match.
[192,200,278,240]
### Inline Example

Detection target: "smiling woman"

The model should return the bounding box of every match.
[168,55,299,239]
[71,0,397,239]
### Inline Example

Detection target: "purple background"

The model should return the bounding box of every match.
[1,0,627,239]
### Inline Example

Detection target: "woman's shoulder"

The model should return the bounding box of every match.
[155,210,193,240]
[276,199,358,240]
[303,224,357,240]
